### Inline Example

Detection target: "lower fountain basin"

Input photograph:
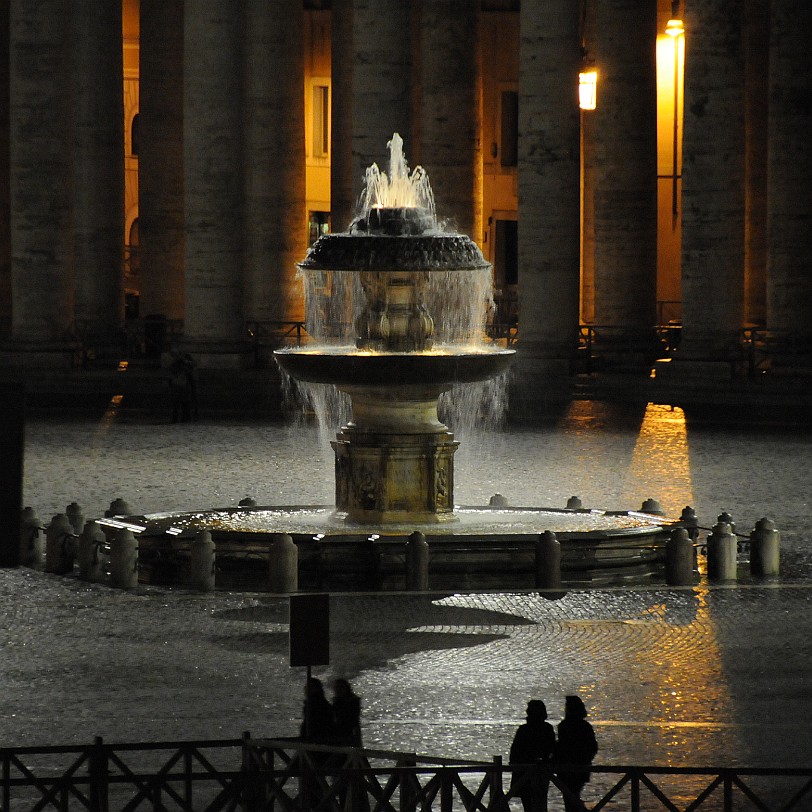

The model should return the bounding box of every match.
[273,346,515,388]
[99,505,674,591]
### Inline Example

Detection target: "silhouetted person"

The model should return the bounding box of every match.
[300,677,335,744]
[509,700,556,812]
[332,678,362,747]
[169,352,196,423]
[555,695,598,812]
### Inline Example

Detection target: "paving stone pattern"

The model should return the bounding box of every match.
[5,404,812,807]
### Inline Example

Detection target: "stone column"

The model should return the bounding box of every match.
[139,0,184,322]
[3,0,75,364]
[677,0,745,367]
[766,0,812,341]
[744,0,769,326]
[332,0,414,222]
[515,0,582,399]
[330,0,355,232]
[592,0,658,368]
[243,0,306,324]
[418,0,482,243]
[0,2,10,333]
[183,0,246,363]
[71,0,125,345]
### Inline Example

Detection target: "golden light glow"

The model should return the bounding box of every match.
[579,70,598,111]
[665,18,684,37]
[622,403,694,516]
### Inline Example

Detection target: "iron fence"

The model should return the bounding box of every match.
[2,736,810,812]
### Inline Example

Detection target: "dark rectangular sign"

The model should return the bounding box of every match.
[289,593,330,667]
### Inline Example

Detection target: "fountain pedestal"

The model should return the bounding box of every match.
[332,385,459,524]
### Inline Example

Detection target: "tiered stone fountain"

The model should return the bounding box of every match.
[113,136,671,590]
[274,134,514,525]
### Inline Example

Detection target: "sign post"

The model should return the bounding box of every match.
[289,593,330,739]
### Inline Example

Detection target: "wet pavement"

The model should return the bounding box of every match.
[4,402,812,794]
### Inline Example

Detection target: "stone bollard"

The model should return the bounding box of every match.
[488,493,509,508]
[717,511,736,534]
[268,533,298,593]
[641,498,664,516]
[66,502,85,536]
[707,521,737,582]
[105,498,133,518]
[405,531,429,590]
[679,506,700,541]
[19,507,44,569]
[566,496,582,510]
[535,531,562,590]
[750,517,780,578]
[190,530,216,592]
[45,513,76,574]
[78,520,107,581]
[666,527,694,586]
[110,528,139,589]
[239,496,257,507]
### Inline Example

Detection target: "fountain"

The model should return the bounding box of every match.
[105,136,673,590]
[274,134,514,525]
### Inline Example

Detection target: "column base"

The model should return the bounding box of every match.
[654,356,735,382]
[0,338,81,369]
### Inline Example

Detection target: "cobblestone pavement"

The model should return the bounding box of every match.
[5,404,812,807]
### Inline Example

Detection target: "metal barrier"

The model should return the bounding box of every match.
[3,736,811,812]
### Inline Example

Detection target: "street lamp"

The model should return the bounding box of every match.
[666,8,684,225]
[579,69,597,111]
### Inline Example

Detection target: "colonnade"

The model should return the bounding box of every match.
[0,0,808,389]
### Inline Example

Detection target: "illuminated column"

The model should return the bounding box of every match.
[183,0,246,361]
[592,0,658,363]
[419,0,482,243]
[516,0,581,389]
[139,0,184,321]
[331,0,414,230]
[71,0,125,343]
[4,0,75,362]
[243,0,306,324]
[766,0,812,342]
[0,3,9,331]
[678,0,745,366]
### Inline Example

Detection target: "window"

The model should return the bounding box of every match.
[312,84,330,158]
[309,211,330,245]
[500,91,518,167]
[130,113,140,157]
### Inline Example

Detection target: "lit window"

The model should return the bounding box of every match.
[312,85,329,158]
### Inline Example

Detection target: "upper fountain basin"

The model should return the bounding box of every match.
[274,346,515,388]
[298,207,490,273]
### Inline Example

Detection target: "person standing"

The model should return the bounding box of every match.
[555,695,598,812]
[509,699,556,812]
[331,678,362,747]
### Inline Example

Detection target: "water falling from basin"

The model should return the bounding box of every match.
[276,134,514,524]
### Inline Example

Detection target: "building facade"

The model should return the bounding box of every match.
[0,0,809,399]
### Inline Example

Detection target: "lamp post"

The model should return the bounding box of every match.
[666,11,684,226]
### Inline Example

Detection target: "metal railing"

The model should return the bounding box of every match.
[2,736,811,812]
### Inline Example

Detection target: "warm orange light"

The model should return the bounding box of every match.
[579,70,598,110]
[665,18,684,37]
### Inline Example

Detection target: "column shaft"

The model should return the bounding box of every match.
[592,0,657,331]
[183,0,245,354]
[71,0,125,342]
[330,0,355,232]
[766,0,812,337]
[139,0,184,321]
[517,0,581,363]
[7,0,74,350]
[419,0,482,242]
[0,2,9,333]
[679,0,745,359]
[243,0,306,324]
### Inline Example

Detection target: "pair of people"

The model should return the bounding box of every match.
[300,677,362,747]
[509,695,598,812]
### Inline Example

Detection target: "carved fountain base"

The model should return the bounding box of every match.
[332,386,459,524]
